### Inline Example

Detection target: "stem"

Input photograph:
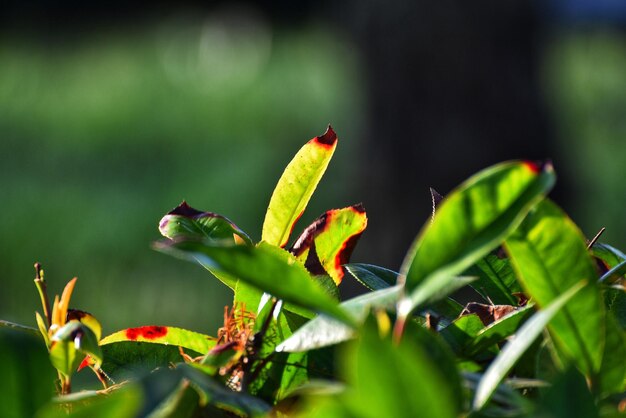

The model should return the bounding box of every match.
[392,314,407,345]
[34,262,52,328]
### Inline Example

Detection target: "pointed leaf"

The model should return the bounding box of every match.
[473,280,585,410]
[504,199,605,376]
[262,126,338,248]
[159,201,252,245]
[155,240,353,325]
[291,204,367,284]
[345,263,398,291]
[50,321,102,376]
[100,326,216,355]
[399,161,555,314]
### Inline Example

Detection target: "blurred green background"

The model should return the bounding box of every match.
[1,2,624,336]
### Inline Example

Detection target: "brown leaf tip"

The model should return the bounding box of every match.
[351,203,366,214]
[168,201,204,218]
[315,125,337,146]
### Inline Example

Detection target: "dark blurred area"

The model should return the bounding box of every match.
[1,1,624,333]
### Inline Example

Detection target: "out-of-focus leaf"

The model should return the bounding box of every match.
[155,240,353,325]
[537,367,599,418]
[341,316,458,418]
[466,252,521,305]
[0,328,56,418]
[473,281,585,410]
[262,126,338,248]
[440,314,486,356]
[101,326,216,355]
[465,305,534,356]
[399,161,555,315]
[67,309,102,341]
[0,319,40,338]
[599,260,626,283]
[158,201,252,246]
[504,199,605,377]
[345,263,398,290]
[50,321,102,376]
[290,205,367,284]
[36,385,143,418]
[592,243,626,269]
[597,313,626,397]
[179,363,271,417]
[277,286,402,352]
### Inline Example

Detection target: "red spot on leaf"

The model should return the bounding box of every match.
[522,160,540,174]
[125,326,168,340]
[77,355,93,371]
[312,125,338,149]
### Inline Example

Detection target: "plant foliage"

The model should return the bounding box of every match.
[1,126,624,418]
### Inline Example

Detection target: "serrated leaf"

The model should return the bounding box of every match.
[291,204,367,284]
[262,126,338,248]
[155,240,353,326]
[473,280,585,410]
[159,201,252,246]
[504,199,605,377]
[345,263,398,291]
[50,321,102,376]
[466,252,521,305]
[100,326,216,355]
[399,161,555,315]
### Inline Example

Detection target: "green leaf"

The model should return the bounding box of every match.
[599,260,626,283]
[290,204,367,284]
[399,161,555,315]
[591,242,626,270]
[179,364,271,417]
[0,319,41,338]
[345,263,398,290]
[473,280,585,410]
[36,386,143,418]
[537,367,599,418]
[466,252,521,305]
[504,199,605,377]
[159,201,252,246]
[100,326,216,355]
[277,286,402,352]
[0,328,57,418]
[604,287,626,330]
[439,314,487,356]
[50,321,102,376]
[156,240,353,326]
[262,126,338,248]
[597,312,626,397]
[465,305,535,357]
[341,316,458,418]
[100,342,194,382]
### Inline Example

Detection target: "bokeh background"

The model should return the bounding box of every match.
[1,1,625,336]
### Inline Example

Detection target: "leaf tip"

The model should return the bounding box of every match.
[315,125,338,147]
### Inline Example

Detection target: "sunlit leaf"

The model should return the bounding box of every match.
[345,263,398,291]
[399,161,555,315]
[466,251,521,305]
[67,309,102,341]
[156,240,353,325]
[262,126,338,248]
[36,385,143,418]
[50,321,102,377]
[473,281,585,410]
[505,199,605,376]
[439,314,486,356]
[291,204,367,284]
[158,201,252,246]
[101,326,216,355]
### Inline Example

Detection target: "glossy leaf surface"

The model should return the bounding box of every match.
[345,263,398,291]
[291,204,367,284]
[159,201,252,246]
[156,240,353,325]
[101,326,216,355]
[50,321,102,376]
[473,281,584,410]
[262,126,338,248]
[400,161,555,313]
[505,199,605,376]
